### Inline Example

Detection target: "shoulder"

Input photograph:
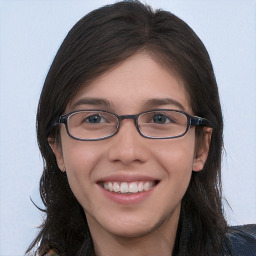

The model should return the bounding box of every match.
[222,224,256,255]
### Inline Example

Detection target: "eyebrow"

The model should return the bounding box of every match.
[142,98,185,111]
[71,97,111,109]
[70,97,185,111]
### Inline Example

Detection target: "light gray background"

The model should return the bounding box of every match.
[0,0,255,255]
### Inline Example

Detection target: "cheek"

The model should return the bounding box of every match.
[63,144,99,169]
[60,124,104,174]
[156,137,195,171]
[154,135,196,194]
[63,144,104,184]
[60,136,104,202]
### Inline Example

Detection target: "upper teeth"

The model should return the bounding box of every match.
[102,181,155,194]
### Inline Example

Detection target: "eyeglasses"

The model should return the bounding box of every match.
[57,109,211,141]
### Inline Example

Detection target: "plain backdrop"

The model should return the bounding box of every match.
[0,0,255,255]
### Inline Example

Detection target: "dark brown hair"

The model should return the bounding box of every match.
[27,1,227,255]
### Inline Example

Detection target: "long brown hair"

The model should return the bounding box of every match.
[27,1,227,255]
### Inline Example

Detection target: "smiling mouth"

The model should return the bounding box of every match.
[99,181,159,194]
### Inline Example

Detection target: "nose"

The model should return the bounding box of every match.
[108,119,148,165]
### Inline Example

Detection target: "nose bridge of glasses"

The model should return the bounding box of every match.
[118,114,139,129]
[119,114,138,121]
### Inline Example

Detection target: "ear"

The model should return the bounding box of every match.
[48,137,66,172]
[193,127,212,172]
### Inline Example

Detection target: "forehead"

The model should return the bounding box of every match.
[67,52,191,113]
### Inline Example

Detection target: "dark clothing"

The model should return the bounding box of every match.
[222,224,256,255]
[45,224,256,256]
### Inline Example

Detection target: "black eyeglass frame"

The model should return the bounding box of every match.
[56,109,212,141]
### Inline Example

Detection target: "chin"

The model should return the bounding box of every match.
[100,213,166,239]
[109,224,156,239]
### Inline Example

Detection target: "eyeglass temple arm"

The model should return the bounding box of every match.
[51,116,66,128]
[190,117,212,127]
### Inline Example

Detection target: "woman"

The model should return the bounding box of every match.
[27,1,256,255]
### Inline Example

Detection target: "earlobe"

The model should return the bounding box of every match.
[193,127,212,172]
[48,137,66,172]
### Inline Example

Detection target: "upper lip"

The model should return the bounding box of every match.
[97,174,159,183]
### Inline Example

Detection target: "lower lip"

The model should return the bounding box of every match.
[98,184,156,205]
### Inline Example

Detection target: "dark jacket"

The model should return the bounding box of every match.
[222,224,256,255]
[44,224,256,256]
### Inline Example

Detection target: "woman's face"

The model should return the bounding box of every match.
[51,52,210,240]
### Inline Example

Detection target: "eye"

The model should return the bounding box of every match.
[85,114,105,123]
[152,113,173,124]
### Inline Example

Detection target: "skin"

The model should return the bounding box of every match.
[49,52,212,256]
